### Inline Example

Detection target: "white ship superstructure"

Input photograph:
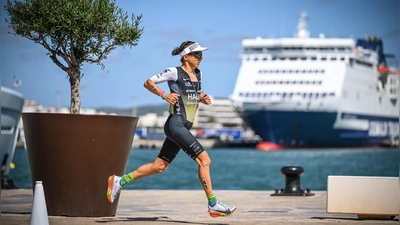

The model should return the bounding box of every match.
[230,12,399,148]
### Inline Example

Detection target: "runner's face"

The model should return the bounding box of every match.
[187,51,203,68]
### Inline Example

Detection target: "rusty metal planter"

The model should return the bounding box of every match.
[22,113,138,217]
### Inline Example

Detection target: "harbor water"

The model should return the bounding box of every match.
[9,147,399,191]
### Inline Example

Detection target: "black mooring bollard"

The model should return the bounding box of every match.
[271,166,314,196]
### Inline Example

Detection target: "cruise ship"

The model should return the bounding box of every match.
[230,12,399,150]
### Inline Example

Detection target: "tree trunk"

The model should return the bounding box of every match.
[68,67,81,114]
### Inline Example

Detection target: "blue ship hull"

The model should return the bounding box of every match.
[240,110,397,148]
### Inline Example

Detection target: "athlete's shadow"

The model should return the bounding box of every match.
[96,216,229,224]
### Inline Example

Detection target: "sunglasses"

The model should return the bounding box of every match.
[190,51,203,59]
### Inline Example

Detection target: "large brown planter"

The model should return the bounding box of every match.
[22,112,138,217]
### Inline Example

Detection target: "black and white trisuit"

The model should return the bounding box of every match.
[148,66,205,163]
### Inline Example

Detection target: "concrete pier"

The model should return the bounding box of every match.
[1,189,398,225]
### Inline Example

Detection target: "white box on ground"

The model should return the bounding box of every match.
[327,176,399,217]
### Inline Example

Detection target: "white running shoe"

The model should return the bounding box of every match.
[208,201,236,217]
[107,175,122,203]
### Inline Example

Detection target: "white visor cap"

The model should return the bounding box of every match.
[179,43,209,57]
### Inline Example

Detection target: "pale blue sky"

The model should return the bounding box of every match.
[1,0,399,108]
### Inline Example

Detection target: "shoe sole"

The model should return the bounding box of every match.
[208,207,236,218]
[107,175,115,203]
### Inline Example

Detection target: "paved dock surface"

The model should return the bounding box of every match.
[1,189,398,225]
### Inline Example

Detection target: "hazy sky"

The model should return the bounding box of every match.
[1,0,399,109]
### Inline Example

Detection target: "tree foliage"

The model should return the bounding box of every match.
[4,0,143,113]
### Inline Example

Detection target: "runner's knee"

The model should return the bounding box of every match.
[151,163,167,173]
[151,159,168,173]
[198,154,211,168]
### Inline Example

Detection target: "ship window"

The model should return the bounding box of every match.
[301,57,307,61]
[311,57,317,60]
[321,57,327,61]
[254,57,259,61]
[267,47,279,51]
[340,57,345,61]
[289,57,297,61]
[263,57,267,61]
[331,57,337,61]
[272,57,277,60]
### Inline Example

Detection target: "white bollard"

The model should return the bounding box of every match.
[30,181,49,225]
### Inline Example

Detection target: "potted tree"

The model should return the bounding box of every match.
[4,0,143,217]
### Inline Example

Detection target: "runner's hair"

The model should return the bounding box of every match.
[172,41,195,63]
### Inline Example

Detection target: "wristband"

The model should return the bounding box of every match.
[159,91,165,97]
[162,93,168,100]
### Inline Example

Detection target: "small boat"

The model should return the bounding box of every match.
[1,86,24,188]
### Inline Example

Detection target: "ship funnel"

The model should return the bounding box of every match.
[296,11,310,38]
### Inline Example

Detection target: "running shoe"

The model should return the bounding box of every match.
[208,201,236,217]
[107,175,122,203]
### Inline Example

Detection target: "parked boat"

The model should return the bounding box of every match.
[230,12,399,150]
[1,86,24,188]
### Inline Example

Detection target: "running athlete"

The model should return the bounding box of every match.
[107,41,236,217]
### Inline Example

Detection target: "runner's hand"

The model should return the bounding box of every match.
[201,93,211,105]
[165,93,180,105]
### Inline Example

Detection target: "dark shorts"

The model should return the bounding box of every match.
[158,114,204,163]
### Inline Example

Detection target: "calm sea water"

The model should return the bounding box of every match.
[9,147,399,191]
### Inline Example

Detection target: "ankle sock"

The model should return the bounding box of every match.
[120,172,134,186]
[207,194,217,207]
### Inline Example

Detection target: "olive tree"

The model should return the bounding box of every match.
[4,0,143,113]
